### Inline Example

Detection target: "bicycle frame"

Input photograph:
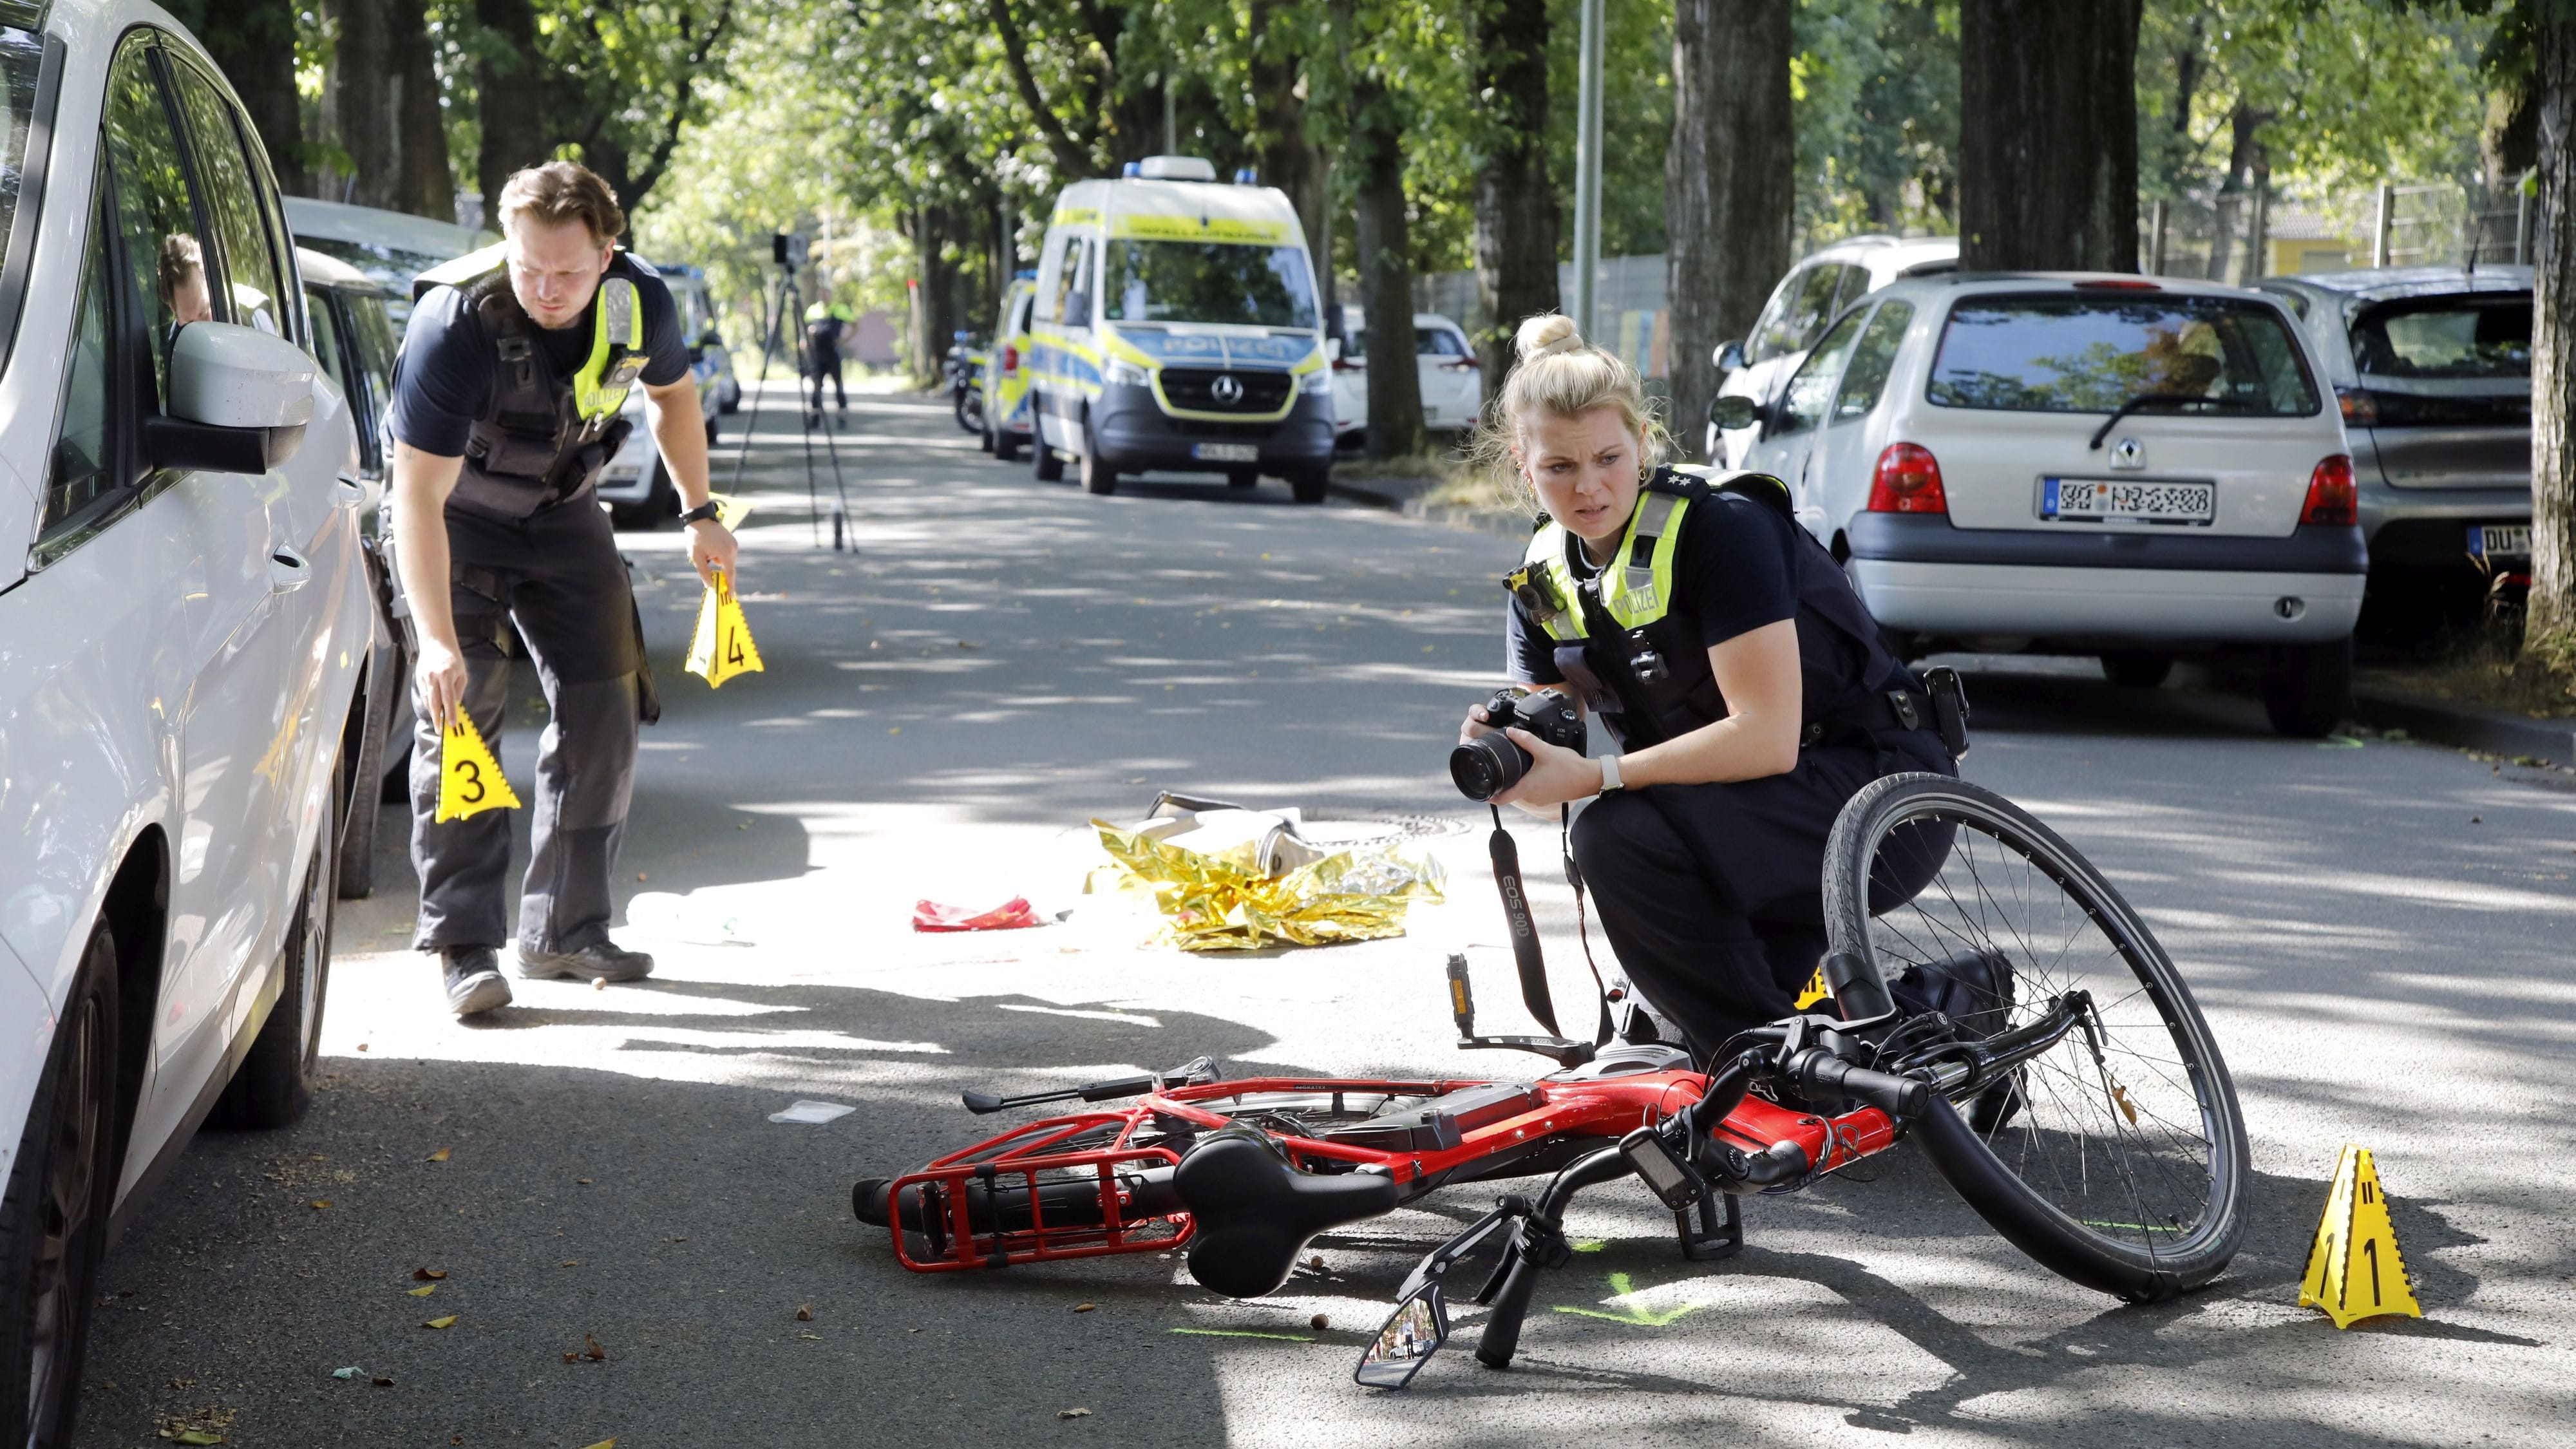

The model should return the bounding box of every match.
[876,1068,1900,1274]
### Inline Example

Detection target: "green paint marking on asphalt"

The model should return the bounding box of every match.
[1570,1239,1607,1253]
[1551,1271,1701,1328]
[1168,1328,1316,1342]
[2317,735,2365,749]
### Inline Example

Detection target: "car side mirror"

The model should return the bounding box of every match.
[148,321,315,473]
[1709,393,1761,433]
[1714,339,1747,373]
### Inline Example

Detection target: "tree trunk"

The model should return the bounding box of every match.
[475,0,551,232]
[907,205,964,386]
[1471,0,1560,386]
[323,0,455,222]
[2529,18,2576,672]
[1667,0,1791,462]
[1249,0,1329,291]
[1349,62,1423,461]
[197,0,307,194]
[1957,0,2140,271]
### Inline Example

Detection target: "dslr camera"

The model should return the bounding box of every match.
[1450,687,1586,802]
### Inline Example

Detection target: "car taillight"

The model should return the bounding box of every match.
[2301,455,2357,526]
[1000,343,1018,375]
[2335,386,2378,426]
[1868,442,1947,514]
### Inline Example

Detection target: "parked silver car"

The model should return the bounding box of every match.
[1709,234,1958,466]
[2253,269,2532,607]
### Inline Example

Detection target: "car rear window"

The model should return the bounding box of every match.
[1928,294,2319,417]
[2350,296,2529,381]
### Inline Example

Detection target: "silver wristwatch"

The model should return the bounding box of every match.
[1598,754,1625,794]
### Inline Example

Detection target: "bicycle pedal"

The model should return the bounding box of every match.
[1676,1189,1743,1262]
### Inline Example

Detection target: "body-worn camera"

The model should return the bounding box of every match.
[1450,687,1587,801]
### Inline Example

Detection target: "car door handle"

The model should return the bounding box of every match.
[336,473,367,506]
[270,546,312,593]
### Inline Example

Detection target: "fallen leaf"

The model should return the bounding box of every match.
[1310,1312,1330,1331]
[1059,1408,1092,1419]
[422,1315,457,1330]
[407,1285,437,1298]
[173,1433,223,1446]
[1304,1255,1327,1272]
[577,1440,617,1449]
[412,1267,447,1281]
[577,1178,594,1185]
[356,1042,369,1051]
[592,977,607,992]
[794,1304,814,1321]
[1072,1303,1096,1314]
[371,1376,394,1387]
[561,1260,580,1267]
[637,872,648,881]
[426,1147,450,1162]
[797,1331,822,1340]
[308,1199,331,1209]
[583,1334,607,1361]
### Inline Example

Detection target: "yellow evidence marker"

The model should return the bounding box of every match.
[2299,1144,2421,1328]
[1794,965,1831,1011]
[435,714,521,822]
[685,565,764,688]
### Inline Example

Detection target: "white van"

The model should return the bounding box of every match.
[1026,156,1334,502]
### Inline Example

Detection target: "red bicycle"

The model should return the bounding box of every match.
[853,775,2250,1384]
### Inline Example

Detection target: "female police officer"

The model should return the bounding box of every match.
[1462,314,1953,1056]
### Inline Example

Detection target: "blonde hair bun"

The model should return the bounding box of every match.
[1515,313,1584,361]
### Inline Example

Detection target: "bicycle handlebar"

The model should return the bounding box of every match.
[1792,1050,1929,1119]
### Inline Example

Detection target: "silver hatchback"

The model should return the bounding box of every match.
[2253,269,2531,589]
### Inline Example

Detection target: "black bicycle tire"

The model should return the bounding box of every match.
[1821,772,2249,1301]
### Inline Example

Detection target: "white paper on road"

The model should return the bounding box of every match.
[766,1100,857,1125]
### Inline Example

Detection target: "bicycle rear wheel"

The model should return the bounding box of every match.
[1822,773,2248,1302]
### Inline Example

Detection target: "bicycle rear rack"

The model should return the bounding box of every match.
[882,1112,1191,1271]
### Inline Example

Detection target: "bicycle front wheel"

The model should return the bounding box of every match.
[1822,773,2249,1302]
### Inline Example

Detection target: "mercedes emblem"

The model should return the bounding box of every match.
[1211,373,1245,406]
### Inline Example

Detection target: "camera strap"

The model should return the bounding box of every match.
[1487,804,1615,1048]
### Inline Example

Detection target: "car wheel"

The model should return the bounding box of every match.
[705,414,720,448]
[979,422,995,455]
[0,920,119,1449]
[1226,469,1258,489]
[994,429,1021,463]
[214,760,339,1130]
[1289,468,1329,505]
[2259,638,2352,738]
[1032,410,1065,482]
[1080,418,1119,497]
[719,381,741,414]
[2098,652,2173,690]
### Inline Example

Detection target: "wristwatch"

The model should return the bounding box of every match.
[677,500,722,526]
[1597,754,1625,795]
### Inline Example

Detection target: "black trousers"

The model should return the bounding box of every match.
[1571,733,1956,1054]
[408,499,641,956]
[806,345,844,410]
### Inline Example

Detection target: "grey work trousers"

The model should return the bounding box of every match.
[408,498,641,956]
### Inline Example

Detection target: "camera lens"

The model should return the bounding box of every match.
[1449,733,1532,802]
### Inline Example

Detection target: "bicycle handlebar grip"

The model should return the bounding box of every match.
[1799,1053,1929,1119]
[1473,1253,1542,1370]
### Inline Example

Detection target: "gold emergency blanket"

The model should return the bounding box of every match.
[1092,820,1445,951]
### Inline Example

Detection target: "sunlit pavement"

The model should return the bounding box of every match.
[75,382,2576,1448]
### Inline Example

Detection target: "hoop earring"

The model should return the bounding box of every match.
[1637,462,1651,486]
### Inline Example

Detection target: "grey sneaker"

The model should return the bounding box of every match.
[515,939,655,983]
[442,947,513,1016]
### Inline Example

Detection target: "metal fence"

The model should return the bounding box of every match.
[1415,254,1672,377]
[2145,177,2533,281]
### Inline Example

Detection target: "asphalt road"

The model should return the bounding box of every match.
[73,383,2576,1448]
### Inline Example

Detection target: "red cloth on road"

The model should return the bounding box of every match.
[912,896,1040,932]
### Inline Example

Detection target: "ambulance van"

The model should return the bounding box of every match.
[1027,156,1335,502]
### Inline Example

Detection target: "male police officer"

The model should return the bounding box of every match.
[388,160,739,1016]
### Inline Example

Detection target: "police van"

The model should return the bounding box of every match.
[980,272,1037,462]
[1027,156,1335,502]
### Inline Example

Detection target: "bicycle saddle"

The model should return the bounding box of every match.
[1174,1126,1399,1298]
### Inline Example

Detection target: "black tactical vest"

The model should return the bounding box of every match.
[447,260,647,523]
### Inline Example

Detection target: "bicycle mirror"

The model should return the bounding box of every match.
[1354,1282,1448,1390]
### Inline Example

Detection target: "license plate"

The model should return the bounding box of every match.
[2041,477,2215,524]
[1191,442,1260,462]
[2467,524,2530,560]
